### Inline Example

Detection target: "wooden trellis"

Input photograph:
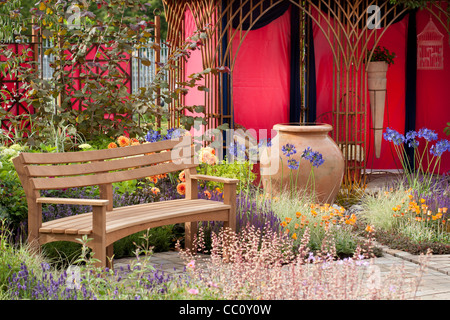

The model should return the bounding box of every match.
[162,0,450,185]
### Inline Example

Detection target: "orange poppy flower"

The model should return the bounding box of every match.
[117,136,130,147]
[177,182,186,195]
[108,142,118,149]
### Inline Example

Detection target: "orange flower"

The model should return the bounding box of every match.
[294,223,299,229]
[117,136,130,147]
[295,212,302,218]
[204,190,211,199]
[285,217,292,223]
[365,225,375,233]
[292,233,297,240]
[147,176,159,184]
[280,221,287,228]
[151,187,160,195]
[177,182,186,195]
[108,142,118,149]
[179,170,186,182]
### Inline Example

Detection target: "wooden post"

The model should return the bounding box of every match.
[155,14,161,128]
[31,17,39,74]
[222,183,236,233]
[99,182,114,268]
[91,205,107,268]
[222,182,236,263]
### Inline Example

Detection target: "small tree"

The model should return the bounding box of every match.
[1,0,229,145]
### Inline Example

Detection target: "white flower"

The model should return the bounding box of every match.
[10,144,22,151]
[78,143,93,150]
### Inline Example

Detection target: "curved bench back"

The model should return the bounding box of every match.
[13,136,196,192]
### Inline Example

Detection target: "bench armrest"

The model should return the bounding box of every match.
[189,174,239,184]
[36,197,109,207]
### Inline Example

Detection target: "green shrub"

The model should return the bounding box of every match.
[0,145,28,231]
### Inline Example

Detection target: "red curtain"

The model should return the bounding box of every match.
[232,7,291,138]
[415,8,450,174]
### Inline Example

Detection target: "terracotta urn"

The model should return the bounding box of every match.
[260,123,344,204]
[367,61,388,159]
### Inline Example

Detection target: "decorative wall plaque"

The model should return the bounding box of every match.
[417,17,444,70]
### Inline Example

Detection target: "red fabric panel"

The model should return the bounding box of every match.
[312,10,408,171]
[232,7,291,138]
[183,8,208,136]
[415,7,450,175]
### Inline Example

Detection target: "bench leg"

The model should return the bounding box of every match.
[223,183,237,233]
[185,221,197,251]
[92,206,107,269]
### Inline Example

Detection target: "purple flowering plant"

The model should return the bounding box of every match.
[383,127,449,193]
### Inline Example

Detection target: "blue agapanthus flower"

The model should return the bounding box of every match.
[282,143,297,157]
[417,128,438,142]
[405,131,419,148]
[287,158,300,170]
[258,139,272,148]
[310,152,325,168]
[430,139,450,157]
[145,128,184,143]
[302,147,325,168]
[229,141,247,159]
[383,127,405,146]
[145,129,161,143]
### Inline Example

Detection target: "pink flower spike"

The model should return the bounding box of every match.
[188,288,199,295]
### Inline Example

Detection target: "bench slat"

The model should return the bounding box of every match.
[39,199,194,233]
[31,161,197,190]
[21,138,188,164]
[39,199,230,235]
[26,146,195,177]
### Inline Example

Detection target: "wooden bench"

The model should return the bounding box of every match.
[13,137,238,268]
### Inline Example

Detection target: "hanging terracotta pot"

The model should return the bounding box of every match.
[259,123,345,204]
[367,61,388,159]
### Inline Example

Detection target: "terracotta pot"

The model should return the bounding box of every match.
[260,123,345,204]
[367,61,388,159]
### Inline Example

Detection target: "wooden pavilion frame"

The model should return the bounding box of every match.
[165,1,449,184]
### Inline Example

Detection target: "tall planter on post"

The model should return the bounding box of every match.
[367,46,395,158]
